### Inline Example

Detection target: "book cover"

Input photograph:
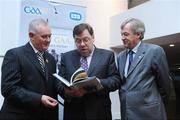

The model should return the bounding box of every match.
[53,67,103,91]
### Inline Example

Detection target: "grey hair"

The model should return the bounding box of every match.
[121,18,145,40]
[28,18,48,33]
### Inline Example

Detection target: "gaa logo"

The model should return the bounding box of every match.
[69,12,81,21]
[24,6,42,15]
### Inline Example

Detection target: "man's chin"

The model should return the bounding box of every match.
[43,46,49,51]
[124,45,129,48]
[80,52,89,57]
[42,48,48,51]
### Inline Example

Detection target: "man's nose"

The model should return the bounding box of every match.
[80,40,86,46]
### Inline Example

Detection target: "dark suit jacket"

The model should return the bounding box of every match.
[0,43,61,120]
[59,47,120,120]
[117,42,171,120]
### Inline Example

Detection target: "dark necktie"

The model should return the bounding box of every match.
[37,52,45,73]
[128,50,134,71]
[80,57,88,72]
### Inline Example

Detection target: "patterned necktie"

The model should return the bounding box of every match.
[80,57,88,72]
[128,50,134,71]
[37,52,45,73]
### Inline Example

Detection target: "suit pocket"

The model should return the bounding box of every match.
[126,91,144,108]
[143,88,159,106]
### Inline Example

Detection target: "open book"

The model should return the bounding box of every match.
[53,67,103,92]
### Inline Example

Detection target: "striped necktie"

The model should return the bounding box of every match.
[37,52,45,73]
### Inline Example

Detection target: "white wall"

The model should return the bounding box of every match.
[0,57,3,108]
[0,0,21,55]
[0,1,2,47]
[0,0,22,110]
[110,0,180,47]
[0,0,3,110]
[0,57,4,108]
[85,0,127,50]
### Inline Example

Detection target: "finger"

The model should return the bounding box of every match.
[49,97,58,102]
[46,100,58,108]
[48,97,58,104]
[45,96,58,107]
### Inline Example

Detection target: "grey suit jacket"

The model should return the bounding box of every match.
[117,43,170,120]
[59,47,121,120]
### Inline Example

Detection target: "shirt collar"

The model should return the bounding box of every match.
[89,46,95,58]
[29,41,39,53]
[129,41,141,54]
[29,41,45,54]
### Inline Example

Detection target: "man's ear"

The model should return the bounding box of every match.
[92,35,95,41]
[92,34,95,39]
[29,32,34,38]
[136,32,141,39]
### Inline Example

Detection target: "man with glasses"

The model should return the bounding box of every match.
[0,18,63,120]
[58,23,121,120]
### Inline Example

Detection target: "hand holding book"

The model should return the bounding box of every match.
[53,67,103,93]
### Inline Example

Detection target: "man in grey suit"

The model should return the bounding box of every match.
[0,18,62,120]
[117,18,171,120]
[59,23,121,120]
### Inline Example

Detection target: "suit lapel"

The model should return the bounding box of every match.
[73,50,82,71]
[44,52,50,81]
[117,50,128,84]
[87,48,101,76]
[120,51,128,78]
[24,43,46,78]
[127,43,146,77]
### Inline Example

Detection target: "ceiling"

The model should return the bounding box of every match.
[111,32,180,76]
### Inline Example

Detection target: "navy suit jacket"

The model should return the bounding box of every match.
[0,43,61,120]
[59,47,121,120]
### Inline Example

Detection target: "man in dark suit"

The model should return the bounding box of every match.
[59,23,121,120]
[0,18,62,120]
[117,18,171,120]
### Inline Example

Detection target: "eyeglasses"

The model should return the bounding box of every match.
[75,37,91,44]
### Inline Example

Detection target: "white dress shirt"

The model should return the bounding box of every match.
[124,41,141,77]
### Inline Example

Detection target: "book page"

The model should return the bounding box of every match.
[72,76,103,92]
[53,73,71,87]
[70,67,87,83]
